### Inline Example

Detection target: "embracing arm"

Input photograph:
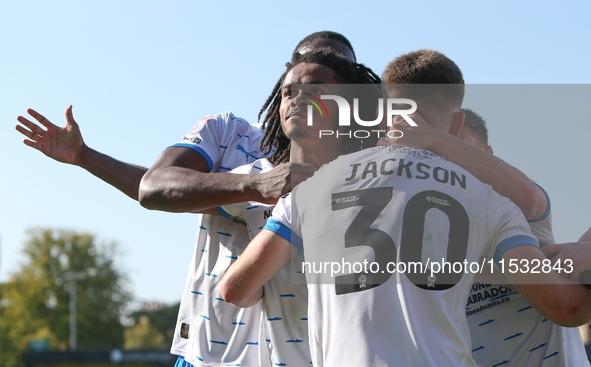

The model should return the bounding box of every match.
[428,133,547,220]
[16,106,146,200]
[540,226,591,284]
[378,114,548,220]
[502,244,591,327]
[139,147,317,213]
[220,229,294,308]
[579,228,591,242]
[542,241,591,285]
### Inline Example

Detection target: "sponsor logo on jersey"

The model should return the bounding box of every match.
[183,136,202,144]
[232,217,247,227]
[180,323,190,339]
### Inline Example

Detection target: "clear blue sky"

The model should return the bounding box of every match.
[1,0,591,305]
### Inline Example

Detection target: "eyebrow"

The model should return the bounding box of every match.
[282,81,330,89]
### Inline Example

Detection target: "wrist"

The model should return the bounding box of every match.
[74,143,91,167]
[241,173,262,202]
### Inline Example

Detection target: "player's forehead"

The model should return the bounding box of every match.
[282,62,340,87]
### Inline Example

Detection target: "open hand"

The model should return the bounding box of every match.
[16,105,85,165]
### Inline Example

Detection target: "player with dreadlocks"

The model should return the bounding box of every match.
[220,48,382,366]
[16,32,375,367]
[257,36,381,165]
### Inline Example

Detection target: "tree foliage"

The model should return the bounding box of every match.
[127,302,179,349]
[124,315,166,350]
[0,228,130,364]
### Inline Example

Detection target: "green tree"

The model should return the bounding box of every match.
[124,315,166,349]
[0,228,130,364]
[127,302,179,347]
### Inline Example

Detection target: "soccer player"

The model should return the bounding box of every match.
[216,50,381,366]
[459,111,588,366]
[220,49,591,366]
[382,107,590,365]
[15,31,363,367]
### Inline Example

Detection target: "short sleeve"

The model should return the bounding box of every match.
[484,187,539,265]
[263,193,303,255]
[170,112,264,172]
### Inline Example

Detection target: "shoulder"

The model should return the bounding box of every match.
[230,158,275,175]
[183,112,259,138]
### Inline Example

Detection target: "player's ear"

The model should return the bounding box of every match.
[448,110,464,137]
[484,145,494,154]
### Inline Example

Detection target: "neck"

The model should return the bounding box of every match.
[290,138,343,166]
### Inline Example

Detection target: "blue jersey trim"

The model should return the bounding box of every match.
[215,206,232,218]
[493,235,539,266]
[170,143,214,172]
[263,218,303,255]
[528,182,551,222]
[174,356,196,367]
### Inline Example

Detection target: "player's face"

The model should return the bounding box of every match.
[300,39,356,62]
[280,62,343,140]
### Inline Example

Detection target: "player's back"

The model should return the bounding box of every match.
[288,145,535,366]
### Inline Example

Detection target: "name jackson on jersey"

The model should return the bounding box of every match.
[344,147,467,189]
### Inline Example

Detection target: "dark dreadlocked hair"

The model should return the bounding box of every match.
[293,31,356,62]
[256,32,360,164]
[258,50,382,165]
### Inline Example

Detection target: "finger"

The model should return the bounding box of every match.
[22,139,43,152]
[408,112,427,122]
[15,124,41,141]
[579,270,591,286]
[376,137,398,146]
[27,108,55,128]
[299,163,320,172]
[541,244,563,258]
[65,105,77,127]
[376,137,391,146]
[16,116,46,135]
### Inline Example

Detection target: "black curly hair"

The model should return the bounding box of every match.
[259,50,382,164]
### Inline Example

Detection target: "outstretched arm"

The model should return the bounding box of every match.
[16,106,146,200]
[378,114,548,221]
[220,229,294,308]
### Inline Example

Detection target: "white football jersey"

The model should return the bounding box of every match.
[170,112,268,367]
[218,159,312,367]
[467,183,589,367]
[266,146,538,367]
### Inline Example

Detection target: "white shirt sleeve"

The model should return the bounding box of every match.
[484,187,539,265]
[170,112,260,172]
[262,193,304,255]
